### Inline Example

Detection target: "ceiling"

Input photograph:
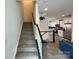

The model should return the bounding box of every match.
[37,0,73,18]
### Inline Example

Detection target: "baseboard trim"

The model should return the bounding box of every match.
[14,22,23,59]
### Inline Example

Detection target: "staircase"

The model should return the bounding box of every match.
[16,22,38,59]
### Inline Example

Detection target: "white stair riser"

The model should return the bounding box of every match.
[16,56,38,59]
[18,48,37,52]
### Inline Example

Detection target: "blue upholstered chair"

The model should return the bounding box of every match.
[59,39,73,59]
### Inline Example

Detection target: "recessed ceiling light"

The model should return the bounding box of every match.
[62,14,65,17]
[44,8,48,11]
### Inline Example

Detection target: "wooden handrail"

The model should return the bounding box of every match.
[35,40,41,59]
[35,24,43,42]
[32,13,36,25]
[41,31,53,32]
[32,13,43,59]
[32,13,43,43]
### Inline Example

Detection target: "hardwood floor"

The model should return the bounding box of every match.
[43,36,70,59]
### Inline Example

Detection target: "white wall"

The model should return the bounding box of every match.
[22,1,34,22]
[40,17,49,31]
[34,3,42,59]
[39,17,49,40]
[35,3,40,26]
[5,0,23,59]
[48,19,59,27]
